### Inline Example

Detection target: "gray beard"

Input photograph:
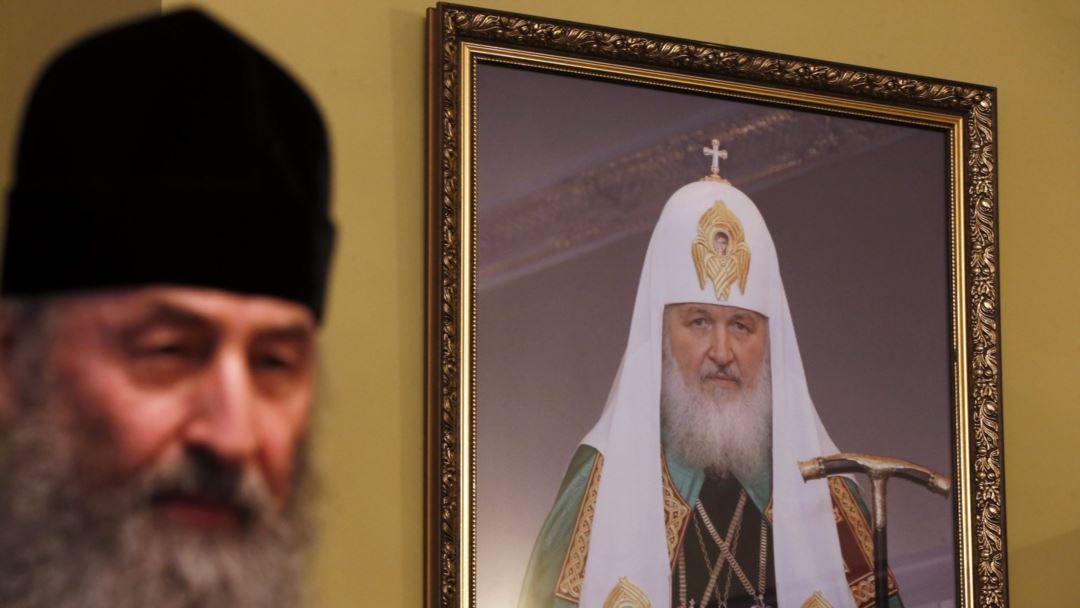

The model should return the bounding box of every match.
[660,344,772,481]
[0,366,311,608]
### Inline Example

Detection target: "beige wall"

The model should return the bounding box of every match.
[3,0,1078,605]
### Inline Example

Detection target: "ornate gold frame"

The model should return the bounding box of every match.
[426,4,1003,607]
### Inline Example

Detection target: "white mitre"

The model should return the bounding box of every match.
[578,178,855,608]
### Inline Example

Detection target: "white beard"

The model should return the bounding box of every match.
[0,352,310,608]
[660,342,772,481]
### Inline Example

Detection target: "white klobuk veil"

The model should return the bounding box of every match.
[578,179,855,608]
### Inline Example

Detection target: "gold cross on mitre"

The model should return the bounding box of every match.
[701,139,729,183]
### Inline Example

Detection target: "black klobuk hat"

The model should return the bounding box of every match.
[2,9,335,321]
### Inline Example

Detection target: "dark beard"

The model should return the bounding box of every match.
[0,376,311,608]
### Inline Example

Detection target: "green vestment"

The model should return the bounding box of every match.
[518,444,903,608]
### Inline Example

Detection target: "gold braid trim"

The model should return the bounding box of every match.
[661,451,691,568]
[848,573,879,606]
[603,577,652,608]
[555,453,604,602]
[829,478,875,565]
[555,453,691,601]
[828,478,898,607]
[801,590,833,608]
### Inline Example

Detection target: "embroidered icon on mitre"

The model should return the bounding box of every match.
[691,200,751,300]
[602,577,652,608]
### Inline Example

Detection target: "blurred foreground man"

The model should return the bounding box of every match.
[519,169,902,608]
[0,10,334,608]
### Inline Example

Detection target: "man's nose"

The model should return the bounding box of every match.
[183,350,258,464]
[706,327,734,365]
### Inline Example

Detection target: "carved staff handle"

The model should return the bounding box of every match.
[799,453,951,608]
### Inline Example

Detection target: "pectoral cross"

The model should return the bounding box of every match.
[703,139,728,179]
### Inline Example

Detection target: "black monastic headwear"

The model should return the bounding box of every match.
[2,9,335,321]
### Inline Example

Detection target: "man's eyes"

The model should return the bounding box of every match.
[121,332,203,384]
[251,350,302,373]
[249,344,311,397]
[129,335,203,360]
[687,317,751,329]
[250,337,312,377]
[131,345,305,374]
[730,319,755,334]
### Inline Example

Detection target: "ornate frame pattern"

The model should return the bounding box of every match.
[426,4,1003,607]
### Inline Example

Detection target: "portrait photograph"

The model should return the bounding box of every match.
[474,66,955,608]
[427,5,1002,608]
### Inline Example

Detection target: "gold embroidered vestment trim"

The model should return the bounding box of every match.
[603,577,652,608]
[828,478,898,606]
[555,453,691,602]
[555,453,605,602]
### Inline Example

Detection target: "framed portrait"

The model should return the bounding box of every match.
[425,4,1005,608]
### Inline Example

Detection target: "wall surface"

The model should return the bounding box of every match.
[3,0,1078,606]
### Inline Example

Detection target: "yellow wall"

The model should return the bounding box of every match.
[3,0,1078,605]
